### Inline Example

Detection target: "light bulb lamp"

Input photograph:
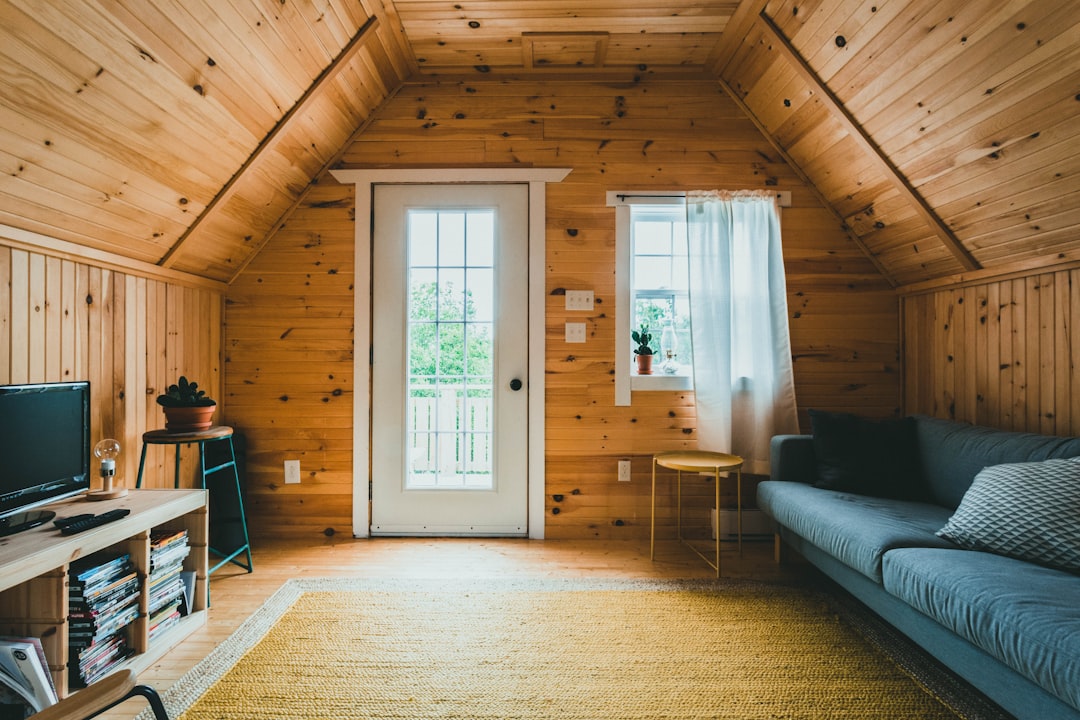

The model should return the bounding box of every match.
[88,438,128,500]
[660,324,679,374]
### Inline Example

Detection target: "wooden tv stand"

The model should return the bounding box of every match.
[0,489,208,698]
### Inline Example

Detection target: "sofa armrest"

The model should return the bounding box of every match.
[769,435,817,484]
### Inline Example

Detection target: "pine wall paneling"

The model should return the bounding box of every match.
[0,228,224,494]
[225,76,899,541]
[902,267,1080,437]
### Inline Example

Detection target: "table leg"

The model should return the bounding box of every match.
[173,446,182,489]
[650,457,657,561]
[737,467,743,556]
[676,469,682,542]
[714,467,721,578]
[136,443,149,489]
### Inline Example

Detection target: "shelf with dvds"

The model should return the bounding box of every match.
[0,489,207,699]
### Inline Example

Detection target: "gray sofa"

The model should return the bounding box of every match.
[759,414,1080,720]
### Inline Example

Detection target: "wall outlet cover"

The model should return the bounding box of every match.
[284,459,301,484]
[565,322,587,343]
[565,290,594,311]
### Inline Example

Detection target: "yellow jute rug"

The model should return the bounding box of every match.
[153,578,1006,720]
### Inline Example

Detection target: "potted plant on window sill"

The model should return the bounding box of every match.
[156,376,216,433]
[632,324,655,375]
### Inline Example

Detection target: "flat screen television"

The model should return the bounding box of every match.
[0,381,91,534]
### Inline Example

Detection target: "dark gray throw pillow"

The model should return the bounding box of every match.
[937,457,1080,574]
[808,409,927,501]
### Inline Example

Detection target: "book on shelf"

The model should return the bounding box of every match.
[148,576,185,616]
[179,571,197,617]
[67,635,132,689]
[148,599,182,642]
[148,529,191,621]
[66,551,142,689]
[68,600,140,650]
[68,554,133,602]
[0,637,57,714]
[70,573,139,614]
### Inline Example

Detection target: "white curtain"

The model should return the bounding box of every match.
[686,190,799,475]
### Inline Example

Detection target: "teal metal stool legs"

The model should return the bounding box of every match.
[201,433,253,574]
[136,426,253,575]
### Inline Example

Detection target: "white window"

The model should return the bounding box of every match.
[608,192,693,405]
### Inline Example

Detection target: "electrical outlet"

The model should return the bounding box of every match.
[284,459,301,484]
[565,290,594,311]
[565,322,587,343]
[618,459,631,482]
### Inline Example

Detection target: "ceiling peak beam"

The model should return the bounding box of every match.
[712,76,896,288]
[160,15,381,270]
[756,10,980,272]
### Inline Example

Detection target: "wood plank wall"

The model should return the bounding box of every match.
[902,268,1080,437]
[225,75,899,540]
[0,230,223,492]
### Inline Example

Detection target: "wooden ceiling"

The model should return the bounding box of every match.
[0,0,413,279]
[1,0,1077,288]
[713,0,1080,287]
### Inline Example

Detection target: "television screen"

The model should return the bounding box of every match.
[0,381,91,520]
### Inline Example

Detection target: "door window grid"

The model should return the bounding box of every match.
[406,209,495,490]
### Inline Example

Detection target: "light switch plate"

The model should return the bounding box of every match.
[565,322,587,343]
[284,460,301,484]
[565,290,594,311]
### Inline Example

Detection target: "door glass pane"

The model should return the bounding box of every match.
[406,208,495,490]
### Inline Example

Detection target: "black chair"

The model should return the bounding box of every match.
[31,670,168,720]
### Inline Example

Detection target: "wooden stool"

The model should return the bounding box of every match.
[651,450,743,577]
[136,426,253,575]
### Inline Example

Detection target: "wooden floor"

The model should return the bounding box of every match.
[100,536,812,719]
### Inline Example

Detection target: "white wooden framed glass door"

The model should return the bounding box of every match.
[371,184,528,535]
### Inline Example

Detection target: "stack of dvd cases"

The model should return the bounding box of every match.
[67,553,139,688]
[147,530,190,641]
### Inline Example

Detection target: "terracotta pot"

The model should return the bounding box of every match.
[163,405,216,433]
[636,353,654,375]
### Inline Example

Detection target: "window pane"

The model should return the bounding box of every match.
[633,221,672,255]
[409,213,438,265]
[634,256,672,289]
[438,322,465,376]
[438,268,465,321]
[466,212,494,266]
[409,268,438,322]
[634,297,671,340]
[466,268,493,321]
[438,212,466,266]
[408,323,437,379]
[466,323,493,376]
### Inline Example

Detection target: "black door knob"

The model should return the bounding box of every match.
[509,378,523,391]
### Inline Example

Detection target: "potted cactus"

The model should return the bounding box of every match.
[632,323,655,375]
[156,376,217,432]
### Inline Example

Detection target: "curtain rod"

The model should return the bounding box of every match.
[613,191,792,206]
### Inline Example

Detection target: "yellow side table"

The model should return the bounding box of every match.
[651,450,743,577]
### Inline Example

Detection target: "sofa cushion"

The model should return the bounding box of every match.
[937,458,1080,573]
[757,480,955,582]
[913,415,1080,509]
[808,410,928,501]
[883,548,1080,713]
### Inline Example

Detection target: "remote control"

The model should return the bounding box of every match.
[58,508,131,535]
[54,513,95,529]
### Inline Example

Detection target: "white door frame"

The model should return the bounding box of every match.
[331,168,570,539]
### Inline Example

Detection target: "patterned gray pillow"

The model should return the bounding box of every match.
[937,457,1080,573]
